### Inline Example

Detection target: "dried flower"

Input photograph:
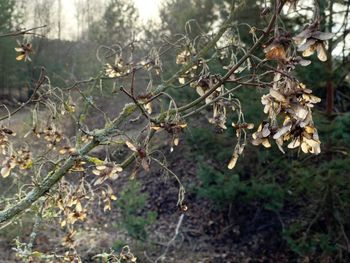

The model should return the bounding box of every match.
[228,152,239,169]
[105,57,130,78]
[92,162,122,185]
[137,93,153,114]
[64,251,82,263]
[192,76,229,131]
[176,49,192,65]
[15,42,33,61]
[62,230,76,248]
[1,155,17,178]
[120,246,137,262]
[101,185,117,212]
[59,146,77,155]
[232,122,254,138]
[0,127,15,154]
[293,21,334,62]
[125,140,150,171]
[264,34,291,61]
[59,194,87,227]
[40,127,63,149]
[16,149,33,170]
[264,43,287,61]
[252,122,272,148]
[208,102,227,130]
[71,159,86,172]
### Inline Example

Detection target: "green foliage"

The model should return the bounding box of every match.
[88,0,139,45]
[0,0,16,32]
[116,180,157,241]
[31,39,101,84]
[0,1,27,99]
[283,223,338,256]
[188,126,285,211]
[196,162,285,211]
[196,164,242,206]
[186,127,232,162]
[159,0,217,36]
[330,112,350,146]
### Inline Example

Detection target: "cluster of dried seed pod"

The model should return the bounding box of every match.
[0,127,15,154]
[125,140,150,172]
[71,159,86,172]
[227,122,255,169]
[253,73,321,154]
[176,46,201,85]
[105,57,131,78]
[15,42,33,61]
[1,149,32,178]
[92,162,123,185]
[293,20,334,62]
[101,185,118,212]
[254,18,333,156]
[33,127,63,149]
[194,76,230,131]
[263,19,333,63]
[58,195,87,228]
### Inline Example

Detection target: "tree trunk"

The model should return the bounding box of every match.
[325,0,334,117]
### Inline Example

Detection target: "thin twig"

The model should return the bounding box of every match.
[0,67,46,121]
[155,214,185,263]
[0,25,47,38]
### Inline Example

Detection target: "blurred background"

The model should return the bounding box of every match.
[0,0,349,262]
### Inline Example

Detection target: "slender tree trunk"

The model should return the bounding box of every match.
[58,0,62,40]
[325,0,334,116]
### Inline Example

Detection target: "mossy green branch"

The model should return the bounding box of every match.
[0,103,137,224]
[0,139,98,224]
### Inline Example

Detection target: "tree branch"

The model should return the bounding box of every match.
[0,104,137,224]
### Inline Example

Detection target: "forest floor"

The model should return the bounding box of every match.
[122,149,292,263]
